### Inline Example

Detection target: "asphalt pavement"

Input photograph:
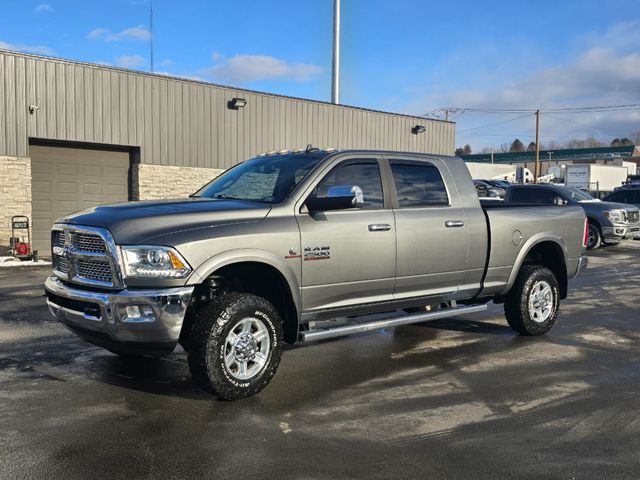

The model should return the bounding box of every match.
[1,242,639,479]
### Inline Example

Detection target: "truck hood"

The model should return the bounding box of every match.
[579,200,638,213]
[58,198,271,244]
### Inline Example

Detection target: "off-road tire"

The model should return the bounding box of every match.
[586,222,601,250]
[504,265,559,336]
[187,292,283,400]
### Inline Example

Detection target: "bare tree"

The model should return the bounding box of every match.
[499,143,510,153]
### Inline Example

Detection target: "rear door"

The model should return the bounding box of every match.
[296,157,396,312]
[387,158,470,299]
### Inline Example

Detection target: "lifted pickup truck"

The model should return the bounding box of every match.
[45,149,588,400]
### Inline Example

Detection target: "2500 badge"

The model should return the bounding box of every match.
[304,245,330,261]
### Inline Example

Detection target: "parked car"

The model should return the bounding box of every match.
[474,179,505,198]
[505,184,640,250]
[45,149,587,400]
[604,185,640,207]
[487,179,512,189]
[603,186,640,238]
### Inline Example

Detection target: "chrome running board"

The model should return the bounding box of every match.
[300,303,488,342]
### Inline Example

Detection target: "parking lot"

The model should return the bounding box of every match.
[1,242,639,479]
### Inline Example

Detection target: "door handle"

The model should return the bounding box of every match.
[445,220,465,228]
[368,223,392,232]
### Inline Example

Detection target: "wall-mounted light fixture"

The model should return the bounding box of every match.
[28,105,40,114]
[228,97,247,110]
[411,124,426,135]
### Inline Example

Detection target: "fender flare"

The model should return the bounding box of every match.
[499,233,569,297]
[187,248,301,319]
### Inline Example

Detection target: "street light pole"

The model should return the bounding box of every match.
[534,109,540,182]
[331,0,340,104]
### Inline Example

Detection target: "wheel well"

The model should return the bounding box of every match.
[522,241,568,299]
[587,217,601,230]
[211,262,299,344]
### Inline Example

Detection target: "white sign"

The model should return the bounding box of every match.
[566,165,589,188]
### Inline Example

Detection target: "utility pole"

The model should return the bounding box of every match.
[331,0,340,104]
[534,109,540,182]
[149,0,154,73]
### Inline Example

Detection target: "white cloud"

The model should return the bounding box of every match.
[204,54,323,84]
[88,25,150,42]
[107,26,151,42]
[0,40,53,55]
[159,58,173,67]
[87,28,109,40]
[34,4,53,13]
[116,55,146,69]
[405,20,640,149]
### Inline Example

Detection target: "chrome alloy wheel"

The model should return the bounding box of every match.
[528,280,553,323]
[223,317,271,381]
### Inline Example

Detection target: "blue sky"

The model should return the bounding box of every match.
[2,0,639,151]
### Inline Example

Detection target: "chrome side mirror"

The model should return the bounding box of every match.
[306,185,364,213]
[327,185,364,207]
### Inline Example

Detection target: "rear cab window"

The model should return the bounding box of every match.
[389,161,449,207]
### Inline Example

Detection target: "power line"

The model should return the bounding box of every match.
[449,103,640,114]
[457,113,532,133]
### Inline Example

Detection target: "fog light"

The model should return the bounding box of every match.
[123,305,156,323]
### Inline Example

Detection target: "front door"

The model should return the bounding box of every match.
[297,158,396,312]
[388,158,470,299]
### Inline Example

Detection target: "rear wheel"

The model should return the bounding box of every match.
[504,265,559,336]
[586,222,601,250]
[187,292,283,400]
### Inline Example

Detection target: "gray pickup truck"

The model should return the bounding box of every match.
[44,149,588,400]
[504,184,640,250]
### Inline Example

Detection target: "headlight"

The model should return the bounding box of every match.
[121,246,192,278]
[604,210,626,223]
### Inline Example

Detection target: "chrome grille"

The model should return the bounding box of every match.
[71,233,107,253]
[53,230,66,248]
[51,225,122,288]
[75,260,112,283]
[56,256,68,274]
[628,211,639,224]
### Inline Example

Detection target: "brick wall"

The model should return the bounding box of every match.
[131,164,224,200]
[0,156,32,252]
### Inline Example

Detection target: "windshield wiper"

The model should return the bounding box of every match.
[213,194,241,200]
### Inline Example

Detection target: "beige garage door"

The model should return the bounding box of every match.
[31,145,129,254]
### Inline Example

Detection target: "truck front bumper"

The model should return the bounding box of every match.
[44,276,193,354]
[602,224,640,242]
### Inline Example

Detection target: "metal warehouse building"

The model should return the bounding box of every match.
[0,49,455,254]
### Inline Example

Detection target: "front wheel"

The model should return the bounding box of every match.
[187,292,283,400]
[586,222,601,250]
[504,265,559,336]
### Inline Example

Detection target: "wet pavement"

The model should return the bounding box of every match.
[1,242,639,479]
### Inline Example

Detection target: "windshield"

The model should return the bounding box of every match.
[193,154,323,203]
[559,186,595,202]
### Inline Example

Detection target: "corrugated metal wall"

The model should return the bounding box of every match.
[0,50,455,167]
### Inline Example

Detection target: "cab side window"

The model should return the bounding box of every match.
[390,161,449,207]
[607,191,629,203]
[311,160,384,209]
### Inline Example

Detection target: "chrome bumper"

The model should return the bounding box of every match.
[602,224,640,241]
[44,276,194,344]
